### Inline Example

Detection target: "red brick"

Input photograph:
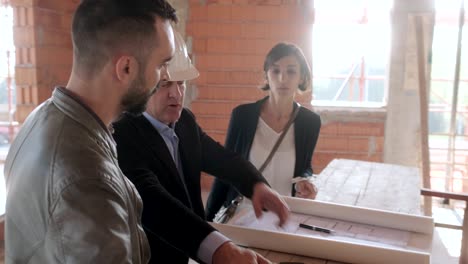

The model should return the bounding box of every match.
[374,136,385,152]
[13,26,35,46]
[203,70,264,86]
[9,0,35,7]
[16,104,36,123]
[348,136,370,152]
[189,6,208,22]
[206,0,233,4]
[36,29,72,46]
[196,85,265,101]
[15,85,25,104]
[320,123,338,135]
[192,38,207,53]
[197,116,230,131]
[37,65,71,87]
[15,48,34,66]
[35,46,72,65]
[57,13,74,31]
[17,6,27,26]
[197,54,263,71]
[206,5,232,21]
[35,8,64,28]
[13,7,20,26]
[191,100,239,116]
[206,38,276,55]
[15,66,37,85]
[337,122,384,136]
[15,48,23,65]
[230,5,256,21]
[36,84,54,104]
[27,6,34,26]
[254,6,282,21]
[313,153,337,169]
[36,0,79,13]
[187,22,243,37]
[26,85,39,105]
[315,135,348,152]
[249,0,282,5]
[23,85,32,104]
[205,38,232,54]
[240,23,270,38]
[28,47,36,65]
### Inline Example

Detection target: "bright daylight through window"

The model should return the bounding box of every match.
[0,2,14,216]
[312,0,392,107]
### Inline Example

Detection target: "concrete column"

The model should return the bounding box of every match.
[384,0,434,166]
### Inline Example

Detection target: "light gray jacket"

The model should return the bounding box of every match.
[4,88,150,263]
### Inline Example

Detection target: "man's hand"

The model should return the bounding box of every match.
[251,183,289,226]
[295,181,318,199]
[212,241,271,264]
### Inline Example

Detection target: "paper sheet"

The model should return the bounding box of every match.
[230,205,411,250]
[213,197,432,264]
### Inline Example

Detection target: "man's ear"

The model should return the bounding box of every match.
[115,56,138,83]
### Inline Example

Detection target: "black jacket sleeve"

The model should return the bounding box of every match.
[179,108,267,200]
[113,121,215,259]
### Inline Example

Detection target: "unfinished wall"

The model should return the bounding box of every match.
[184,0,386,190]
[11,0,78,122]
[10,0,390,192]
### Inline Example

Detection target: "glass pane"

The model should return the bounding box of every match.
[428,111,452,134]
[431,26,458,80]
[429,134,450,148]
[430,0,468,194]
[312,1,390,106]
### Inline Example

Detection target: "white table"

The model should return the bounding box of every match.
[315,158,421,215]
[240,159,424,264]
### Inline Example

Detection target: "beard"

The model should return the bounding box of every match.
[120,73,158,115]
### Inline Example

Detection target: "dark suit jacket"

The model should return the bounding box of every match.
[206,96,321,221]
[113,109,267,264]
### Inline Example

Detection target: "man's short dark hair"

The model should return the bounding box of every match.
[72,0,177,76]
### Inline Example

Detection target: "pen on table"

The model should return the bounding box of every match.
[299,223,333,234]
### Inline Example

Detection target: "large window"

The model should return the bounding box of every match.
[429,0,468,193]
[312,0,392,107]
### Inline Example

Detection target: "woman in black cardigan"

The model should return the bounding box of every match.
[206,43,321,221]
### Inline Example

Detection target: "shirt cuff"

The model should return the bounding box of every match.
[197,231,231,264]
[291,174,318,184]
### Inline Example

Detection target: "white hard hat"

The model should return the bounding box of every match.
[167,31,199,82]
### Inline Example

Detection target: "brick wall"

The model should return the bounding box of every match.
[11,0,78,122]
[186,0,385,190]
[9,0,386,192]
[313,109,386,173]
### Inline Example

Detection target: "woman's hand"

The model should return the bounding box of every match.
[295,180,318,199]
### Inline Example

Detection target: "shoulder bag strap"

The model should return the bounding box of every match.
[258,106,300,173]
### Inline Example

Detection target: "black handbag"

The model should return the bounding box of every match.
[213,106,300,224]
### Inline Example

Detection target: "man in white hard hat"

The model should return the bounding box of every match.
[113,31,289,264]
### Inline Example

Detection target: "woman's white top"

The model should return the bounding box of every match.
[249,117,296,196]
